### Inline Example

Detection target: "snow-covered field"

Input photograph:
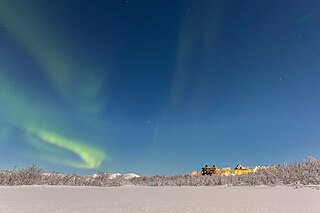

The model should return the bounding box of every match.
[0,186,319,213]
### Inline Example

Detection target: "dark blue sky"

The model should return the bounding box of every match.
[0,0,320,175]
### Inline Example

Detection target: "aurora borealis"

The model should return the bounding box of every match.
[1,1,320,175]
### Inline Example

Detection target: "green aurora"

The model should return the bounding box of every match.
[1,0,320,176]
[0,2,107,169]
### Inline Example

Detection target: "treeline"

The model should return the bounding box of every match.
[133,157,320,187]
[1,157,320,187]
[0,166,127,187]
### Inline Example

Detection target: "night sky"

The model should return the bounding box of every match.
[0,0,320,176]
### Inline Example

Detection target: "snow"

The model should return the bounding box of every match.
[91,172,140,179]
[91,173,98,178]
[0,186,319,213]
[109,173,122,179]
[122,173,141,179]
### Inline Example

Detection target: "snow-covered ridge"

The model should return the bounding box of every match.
[122,173,141,179]
[91,173,140,179]
[42,172,140,180]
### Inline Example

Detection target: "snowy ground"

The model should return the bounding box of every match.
[0,185,319,213]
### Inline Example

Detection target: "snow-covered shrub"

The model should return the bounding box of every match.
[0,157,319,187]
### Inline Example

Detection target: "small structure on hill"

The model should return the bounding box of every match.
[200,164,253,176]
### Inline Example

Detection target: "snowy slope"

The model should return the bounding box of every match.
[91,173,140,179]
